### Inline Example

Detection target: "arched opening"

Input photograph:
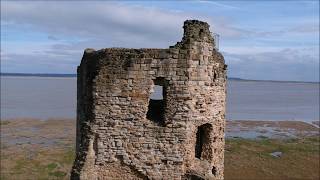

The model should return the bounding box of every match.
[195,123,213,160]
[184,174,204,180]
[146,77,168,125]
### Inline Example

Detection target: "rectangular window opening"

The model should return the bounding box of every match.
[147,78,167,125]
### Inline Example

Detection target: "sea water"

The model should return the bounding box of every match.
[1,76,319,122]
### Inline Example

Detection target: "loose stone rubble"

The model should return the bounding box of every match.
[71,20,227,180]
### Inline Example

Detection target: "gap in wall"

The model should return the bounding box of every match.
[146,78,167,125]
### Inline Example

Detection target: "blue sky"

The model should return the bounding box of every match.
[1,0,319,81]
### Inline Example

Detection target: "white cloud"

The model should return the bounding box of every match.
[2,1,186,47]
[1,0,254,73]
[198,0,241,10]
[1,1,319,81]
[1,1,252,46]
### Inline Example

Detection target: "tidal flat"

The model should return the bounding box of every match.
[1,119,319,180]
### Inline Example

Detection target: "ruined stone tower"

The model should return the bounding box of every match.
[71,20,227,180]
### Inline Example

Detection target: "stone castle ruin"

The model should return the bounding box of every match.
[71,20,227,180]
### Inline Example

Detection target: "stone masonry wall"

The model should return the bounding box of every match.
[71,20,227,180]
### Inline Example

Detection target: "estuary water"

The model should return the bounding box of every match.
[1,76,319,122]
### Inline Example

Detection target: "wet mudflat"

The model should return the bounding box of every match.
[226,120,319,139]
[1,119,75,180]
[1,119,319,180]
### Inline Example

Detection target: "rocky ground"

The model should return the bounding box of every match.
[1,119,319,179]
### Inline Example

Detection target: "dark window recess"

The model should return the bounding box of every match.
[195,127,203,158]
[146,78,168,125]
[212,166,217,176]
[93,134,98,164]
[195,123,213,160]
[93,134,98,153]
[199,28,204,37]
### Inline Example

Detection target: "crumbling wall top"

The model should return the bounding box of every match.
[182,20,213,44]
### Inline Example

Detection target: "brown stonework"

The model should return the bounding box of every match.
[71,20,227,180]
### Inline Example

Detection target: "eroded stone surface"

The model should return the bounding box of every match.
[71,20,227,180]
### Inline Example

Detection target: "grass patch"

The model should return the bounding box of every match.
[1,120,10,125]
[13,159,29,171]
[2,148,75,180]
[225,136,320,180]
[46,163,58,171]
[49,171,67,178]
[60,148,75,164]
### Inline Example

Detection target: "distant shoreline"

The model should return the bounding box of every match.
[228,78,319,84]
[1,73,319,84]
[1,73,76,78]
[1,76,76,80]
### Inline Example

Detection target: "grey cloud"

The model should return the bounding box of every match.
[1,1,185,48]
[289,24,320,33]
[1,1,318,81]
[2,1,317,44]
[1,1,251,48]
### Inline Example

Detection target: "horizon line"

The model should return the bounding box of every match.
[1,72,319,84]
